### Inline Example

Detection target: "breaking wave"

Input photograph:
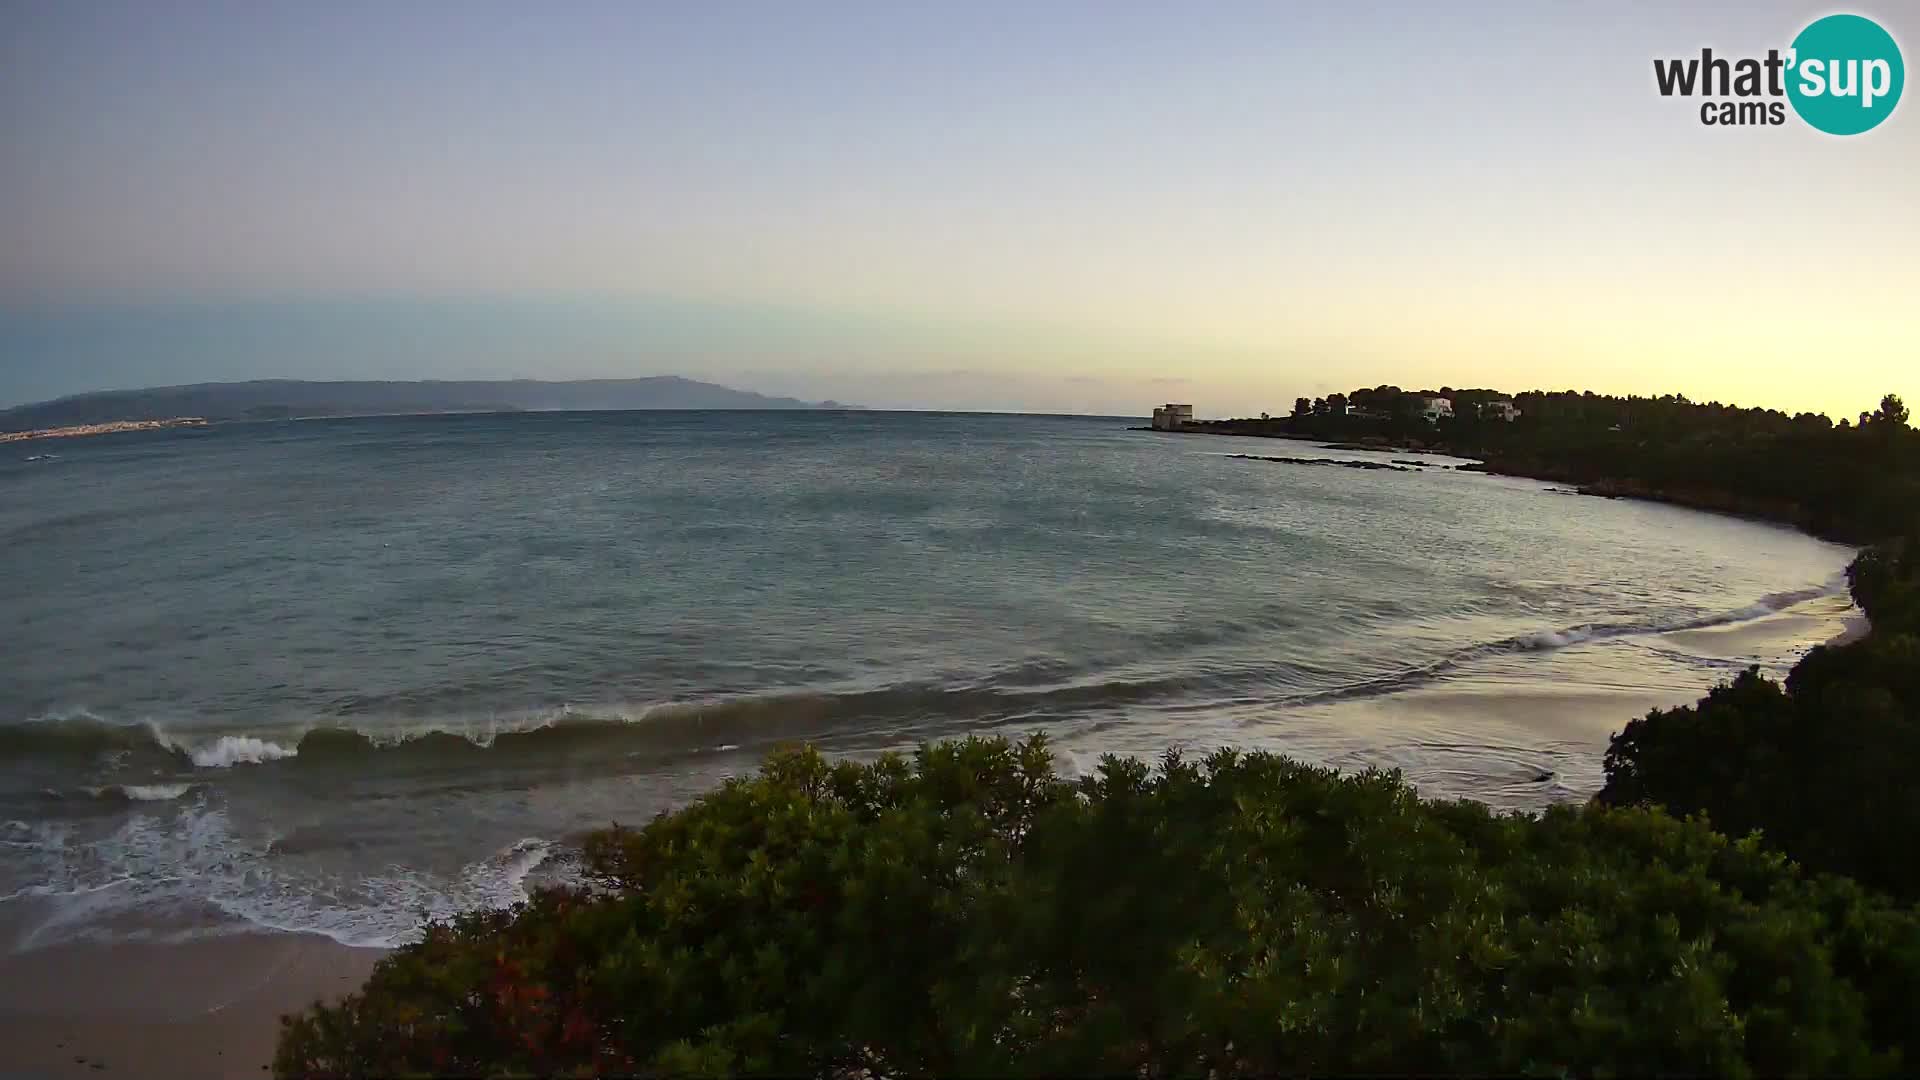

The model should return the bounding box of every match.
[1510,584,1836,652]
[0,800,562,950]
[0,581,1847,776]
[182,735,299,768]
[1260,580,1846,709]
[0,581,1851,951]
[0,714,301,769]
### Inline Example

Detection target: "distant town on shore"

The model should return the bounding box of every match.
[0,417,209,444]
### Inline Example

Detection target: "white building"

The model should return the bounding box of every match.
[1480,399,1521,422]
[1151,403,1195,430]
[1414,395,1453,421]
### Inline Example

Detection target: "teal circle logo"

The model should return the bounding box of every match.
[1787,14,1904,135]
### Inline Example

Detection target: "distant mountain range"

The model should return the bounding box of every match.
[0,378,853,431]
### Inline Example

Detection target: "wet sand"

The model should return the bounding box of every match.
[1241,590,1865,809]
[1661,591,1865,657]
[0,933,381,1080]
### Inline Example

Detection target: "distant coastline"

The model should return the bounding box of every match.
[0,376,852,433]
[1,417,207,444]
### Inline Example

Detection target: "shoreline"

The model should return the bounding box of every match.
[0,931,382,1079]
[1,418,207,445]
[1824,608,1872,647]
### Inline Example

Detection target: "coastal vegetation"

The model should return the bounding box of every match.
[276,388,1920,1077]
[1201,389,1918,544]
[277,736,1920,1078]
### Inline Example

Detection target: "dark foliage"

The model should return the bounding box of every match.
[278,736,1920,1077]
[1848,534,1920,636]
[1197,389,1918,543]
[1601,534,1920,901]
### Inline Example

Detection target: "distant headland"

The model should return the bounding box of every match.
[0,377,855,433]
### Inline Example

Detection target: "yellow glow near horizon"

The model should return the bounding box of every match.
[4,2,1916,416]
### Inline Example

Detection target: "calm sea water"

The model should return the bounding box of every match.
[0,411,1854,948]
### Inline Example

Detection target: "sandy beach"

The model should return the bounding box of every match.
[0,933,381,1080]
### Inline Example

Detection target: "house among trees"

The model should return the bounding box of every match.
[1413,394,1453,421]
[1480,398,1521,422]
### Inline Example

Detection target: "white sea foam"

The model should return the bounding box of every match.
[181,735,298,768]
[205,836,559,948]
[90,783,196,802]
[123,783,193,801]
[1050,746,1102,779]
[0,794,563,951]
[1511,581,1844,656]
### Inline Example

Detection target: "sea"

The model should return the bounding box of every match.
[0,410,1857,950]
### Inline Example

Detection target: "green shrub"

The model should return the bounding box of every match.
[278,736,1920,1078]
[1600,539,1920,901]
[1848,535,1920,637]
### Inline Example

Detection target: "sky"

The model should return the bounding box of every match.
[2,0,1915,417]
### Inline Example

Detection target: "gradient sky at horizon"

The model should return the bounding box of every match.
[3,0,1916,417]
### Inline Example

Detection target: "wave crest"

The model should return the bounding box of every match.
[0,579,1847,772]
[185,735,298,768]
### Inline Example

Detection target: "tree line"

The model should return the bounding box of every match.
[1210,389,1916,543]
